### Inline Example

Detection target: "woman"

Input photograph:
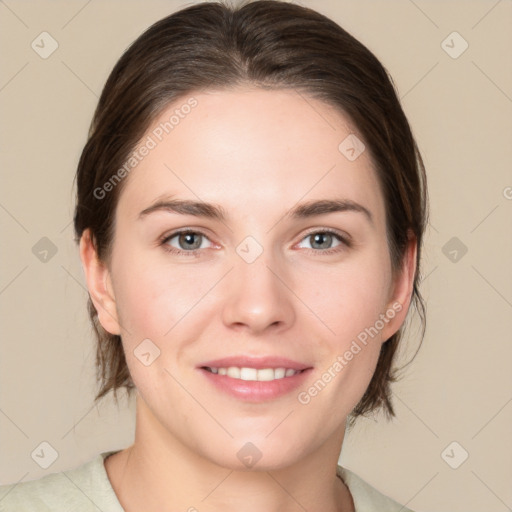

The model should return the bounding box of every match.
[0,1,427,510]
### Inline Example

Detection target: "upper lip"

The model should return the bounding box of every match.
[199,356,312,371]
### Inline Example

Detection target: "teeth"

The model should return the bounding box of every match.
[274,368,286,379]
[206,366,302,381]
[227,367,240,379]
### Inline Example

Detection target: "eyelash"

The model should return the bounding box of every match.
[158,228,351,257]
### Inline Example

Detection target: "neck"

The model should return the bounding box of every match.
[105,394,354,512]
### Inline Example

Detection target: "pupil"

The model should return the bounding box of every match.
[181,233,200,249]
[313,233,331,249]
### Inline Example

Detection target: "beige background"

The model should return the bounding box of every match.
[1,0,511,510]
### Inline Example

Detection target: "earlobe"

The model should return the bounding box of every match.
[381,232,418,342]
[79,229,121,336]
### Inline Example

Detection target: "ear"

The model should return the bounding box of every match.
[380,231,418,342]
[79,228,121,336]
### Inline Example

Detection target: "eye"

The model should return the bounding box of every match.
[296,229,350,254]
[159,228,351,257]
[160,230,213,256]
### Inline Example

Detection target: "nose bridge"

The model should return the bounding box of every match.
[221,238,294,332]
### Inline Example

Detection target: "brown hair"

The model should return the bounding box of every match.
[73,0,428,419]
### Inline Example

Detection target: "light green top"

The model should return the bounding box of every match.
[0,451,413,511]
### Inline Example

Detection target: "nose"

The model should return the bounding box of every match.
[221,250,295,335]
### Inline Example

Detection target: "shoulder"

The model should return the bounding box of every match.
[337,465,414,512]
[0,451,124,512]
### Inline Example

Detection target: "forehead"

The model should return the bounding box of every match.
[117,87,385,224]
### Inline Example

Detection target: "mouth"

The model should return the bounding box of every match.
[197,356,313,402]
[201,366,307,381]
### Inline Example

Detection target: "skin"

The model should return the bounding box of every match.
[80,87,416,512]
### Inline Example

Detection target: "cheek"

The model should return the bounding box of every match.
[111,249,219,342]
[110,257,211,395]
[294,261,389,416]
[300,255,392,343]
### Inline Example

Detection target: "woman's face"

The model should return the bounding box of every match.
[86,87,413,469]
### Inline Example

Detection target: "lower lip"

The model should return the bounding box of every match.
[198,368,313,402]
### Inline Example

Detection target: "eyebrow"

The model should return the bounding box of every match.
[138,197,373,224]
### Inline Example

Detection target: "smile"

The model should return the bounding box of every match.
[199,366,312,402]
[203,366,304,381]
